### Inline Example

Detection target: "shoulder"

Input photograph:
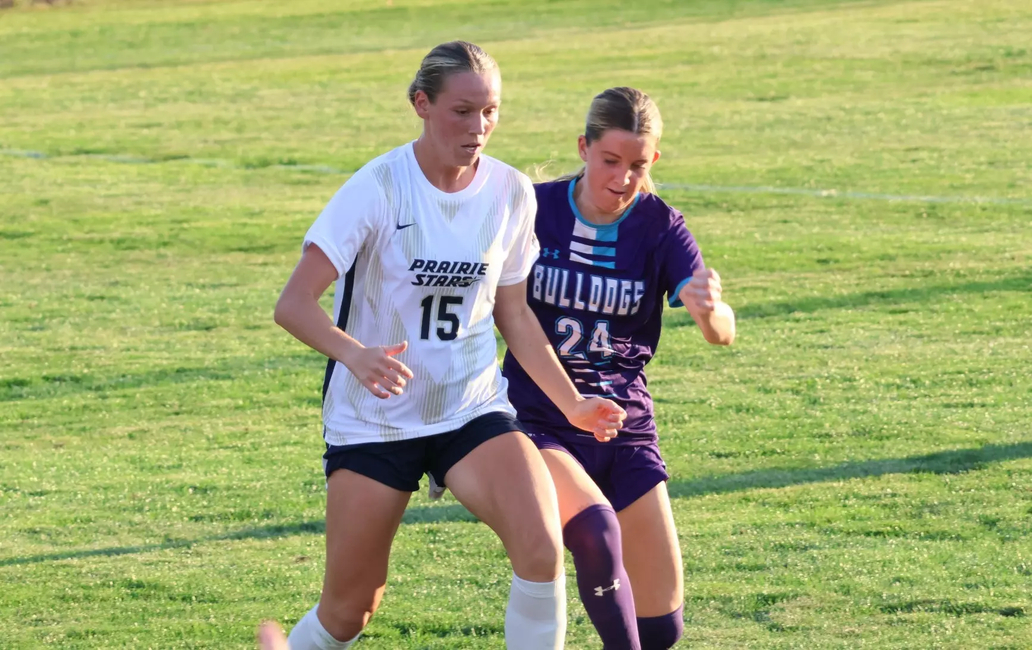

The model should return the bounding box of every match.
[481,154,534,193]
[479,155,535,213]
[636,192,686,230]
[532,179,570,210]
[533,179,568,198]
[326,146,411,210]
[634,192,700,254]
[347,145,409,193]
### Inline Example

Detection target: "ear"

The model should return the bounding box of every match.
[413,90,432,120]
[652,149,662,164]
[577,135,589,163]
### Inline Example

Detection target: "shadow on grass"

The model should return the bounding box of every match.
[0,505,476,567]
[730,271,1032,321]
[9,444,1028,566]
[669,442,1032,499]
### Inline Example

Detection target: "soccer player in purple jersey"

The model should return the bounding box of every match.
[503,87,736,650]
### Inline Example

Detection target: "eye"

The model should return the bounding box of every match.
[455,109,470,116]
[604,159,618,166]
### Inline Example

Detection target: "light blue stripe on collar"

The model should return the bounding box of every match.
[568,178,640,243]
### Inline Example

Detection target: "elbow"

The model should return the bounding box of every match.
[493,302,528,335]
[702,327,734,346]
[273,295,292,330]
[704,303,735,346]
[707,331,735,346]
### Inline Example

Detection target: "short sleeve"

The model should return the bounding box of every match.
[498,175,541,287]
[302,169,387,277]
[662,214,705,308]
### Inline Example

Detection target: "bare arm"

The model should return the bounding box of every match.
[680,268,736,345]
[494,280,625,440]
[494,281,583,415]
[274,244,413,398]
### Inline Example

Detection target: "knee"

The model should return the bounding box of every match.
[509,524,563,582]
[317,591,382,641]
[563,504,621,560]
[637,604,684,650]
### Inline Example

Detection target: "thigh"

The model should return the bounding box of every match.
[321,469,411,616]
[615,481,683,617]
[444,431,563,581]
[540,448,611,528]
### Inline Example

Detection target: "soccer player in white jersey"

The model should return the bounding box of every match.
[273,41,626,650]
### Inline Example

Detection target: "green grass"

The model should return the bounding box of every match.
[1,0,1031,647]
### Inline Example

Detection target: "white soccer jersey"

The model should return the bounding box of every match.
[303,142,540,446]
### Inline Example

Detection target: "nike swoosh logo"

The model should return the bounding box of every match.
[397,222,417,230]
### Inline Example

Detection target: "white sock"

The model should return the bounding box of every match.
[286,605,361,650]
[504,572,567,649]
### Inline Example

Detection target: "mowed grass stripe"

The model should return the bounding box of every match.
[0,0,918,77]
[2,1,1028,197]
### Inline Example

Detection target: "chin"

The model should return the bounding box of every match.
[454,151,479,167]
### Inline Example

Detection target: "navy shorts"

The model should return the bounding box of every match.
[525,431,669,512]
[323,411,524,492]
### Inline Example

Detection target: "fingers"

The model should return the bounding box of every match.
[692,267,720,283]
[354,343,416,399]
[597,429,618,441]
[686,271,722,310]
[600,400,627,419]
[597,400,626,427]
[386,358,415,381]
[362,378,392,399]
[364,369,410,399]
[588,399,624,441]
[382,340,409,357]
[381,343,414,380]
[690,269,722,292]
[383,371,408,391]
[375,371,408,397]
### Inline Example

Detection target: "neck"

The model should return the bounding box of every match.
[573,178,627,225]
[413,136,478,193]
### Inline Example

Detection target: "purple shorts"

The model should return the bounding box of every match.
[525,431,669,512]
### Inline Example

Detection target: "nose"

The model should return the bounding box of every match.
[470,114,488,136]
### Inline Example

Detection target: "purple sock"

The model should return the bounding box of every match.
[563,504,640,650]
[637,603,683,650]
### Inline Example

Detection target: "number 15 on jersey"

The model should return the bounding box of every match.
[419,295,463,341]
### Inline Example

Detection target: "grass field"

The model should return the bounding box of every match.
[1,0,1031,647]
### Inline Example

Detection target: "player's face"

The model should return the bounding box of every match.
[579,129,660,216]
[421,70,501,168]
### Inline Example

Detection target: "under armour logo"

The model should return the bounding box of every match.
[594,579,621,597]
[541,247,561,260]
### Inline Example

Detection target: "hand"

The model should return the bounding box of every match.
[257,621,288,650]
[565,397,626,443]
[682,268,723,312]
[340,341,415,399]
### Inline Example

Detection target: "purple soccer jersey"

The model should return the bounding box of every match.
[502,179,704,444]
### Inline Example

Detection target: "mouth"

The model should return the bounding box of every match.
[607,187,627,198]
[461,143,482,155]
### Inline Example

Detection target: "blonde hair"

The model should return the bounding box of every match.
[558,87,664,194]
[408,41,498,106]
